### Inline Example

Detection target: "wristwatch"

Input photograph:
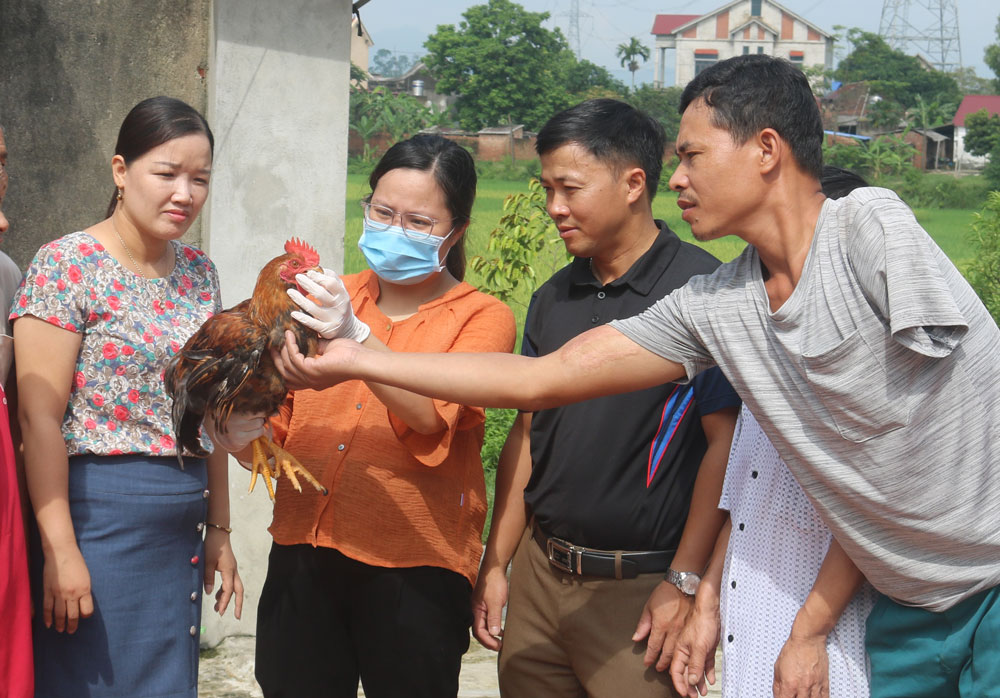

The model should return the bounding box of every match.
[665,568,702,596]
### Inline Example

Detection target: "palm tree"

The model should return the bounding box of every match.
[616,37,651,90]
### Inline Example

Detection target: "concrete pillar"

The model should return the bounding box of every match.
[200,0,351,646]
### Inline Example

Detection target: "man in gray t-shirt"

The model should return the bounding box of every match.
[280,56,1000,698]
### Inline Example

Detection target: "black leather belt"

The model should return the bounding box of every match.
[531,520,674,580]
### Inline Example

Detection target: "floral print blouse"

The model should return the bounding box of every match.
[11,231,222,457]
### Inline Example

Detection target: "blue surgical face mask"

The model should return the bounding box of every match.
[358,221,453,285]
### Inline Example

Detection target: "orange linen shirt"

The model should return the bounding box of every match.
[268,270,516,585]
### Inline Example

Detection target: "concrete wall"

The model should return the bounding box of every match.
[0,0,211,269]
[201,0,352,647]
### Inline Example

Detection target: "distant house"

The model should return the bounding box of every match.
[367,61,455,115]
[651,0,833,88]
[350,15,374,87]
[947,95,1000,171]
[819,82,873,135]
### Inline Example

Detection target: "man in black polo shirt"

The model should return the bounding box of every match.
[471,99,740,697]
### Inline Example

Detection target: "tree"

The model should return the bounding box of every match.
[350,62,368,86]
[626,85,683,142]
[349,86,434,162]
[867,97,906,131]
[423,0,573,131]
[834,29,960,109]
[370,48,414,78]
[986,16,1000,92]
[950,67,993,96]
[616,37,650,90]
[965,108,1000,189]
[564,58,626,99]
[907,94,957,130]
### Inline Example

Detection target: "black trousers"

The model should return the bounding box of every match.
[255,543,472,698]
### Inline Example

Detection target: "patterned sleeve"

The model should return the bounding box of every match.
[12,237,91,333]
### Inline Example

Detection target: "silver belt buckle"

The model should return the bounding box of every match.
[546,536,581,574]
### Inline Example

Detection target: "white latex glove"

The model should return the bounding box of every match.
[204,412,268,454]
[287,268,371,342]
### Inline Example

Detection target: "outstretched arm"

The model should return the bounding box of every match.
[276,324,687,412]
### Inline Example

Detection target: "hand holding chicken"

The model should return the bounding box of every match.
[165,238,329,499]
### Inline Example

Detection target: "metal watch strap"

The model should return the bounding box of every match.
[665,568,701,595]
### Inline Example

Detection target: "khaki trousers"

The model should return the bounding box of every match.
[498,527,679,698]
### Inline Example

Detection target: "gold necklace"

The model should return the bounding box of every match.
[111,217,150,281]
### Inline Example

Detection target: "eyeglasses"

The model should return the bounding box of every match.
[361,201,448,240]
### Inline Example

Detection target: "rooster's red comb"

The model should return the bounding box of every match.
[284,238,320,267]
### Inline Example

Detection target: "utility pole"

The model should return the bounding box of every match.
[878,0,962,72]
[569,0,581,58]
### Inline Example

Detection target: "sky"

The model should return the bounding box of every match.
[357,0,997,88]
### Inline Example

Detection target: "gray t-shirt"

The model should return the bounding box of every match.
[613,187,1000,612]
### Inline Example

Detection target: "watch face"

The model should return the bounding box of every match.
[668,569,701,595]
[679,574,700,595]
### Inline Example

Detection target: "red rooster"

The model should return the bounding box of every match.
[165,238,327,499]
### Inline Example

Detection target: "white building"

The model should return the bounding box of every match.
[951,95,1000,171]
[652,0,834,88]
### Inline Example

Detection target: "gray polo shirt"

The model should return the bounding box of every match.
[613,187,1000,611]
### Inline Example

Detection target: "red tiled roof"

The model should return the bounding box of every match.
[953,95,1000,127]
[652,14,702,35]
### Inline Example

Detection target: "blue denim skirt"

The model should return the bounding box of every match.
[31,455,208,698]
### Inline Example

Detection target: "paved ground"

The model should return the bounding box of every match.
[198,635,723,697]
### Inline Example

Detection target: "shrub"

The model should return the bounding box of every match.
[885,171,991,209]
[965,191,1000,323]
[470,178,569,307]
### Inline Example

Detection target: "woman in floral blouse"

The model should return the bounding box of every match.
[12,96,243,697]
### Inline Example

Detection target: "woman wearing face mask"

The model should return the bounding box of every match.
[239,134,515,698]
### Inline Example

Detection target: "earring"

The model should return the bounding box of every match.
[116,188,123,201]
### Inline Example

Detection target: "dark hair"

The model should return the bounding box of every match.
[680,55,824,179]
[820,165,867,199]
[535,99,666,200]
[368,134,476,281]
[106,96,214,218]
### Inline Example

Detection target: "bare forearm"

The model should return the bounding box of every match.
[349,325,684,411]
[22,417,76,554]
[790,537,865,639]
[669,408,737,572]
[205,449,231,528]
[480,413,533,572]
[361,333,445,435]
[695,519,731,610]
